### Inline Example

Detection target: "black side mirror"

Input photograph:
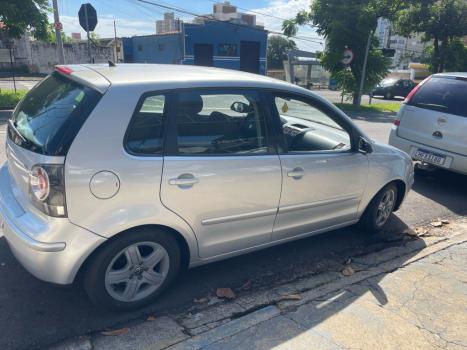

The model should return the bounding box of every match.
[358,137,373,154]
[231,101,250,113]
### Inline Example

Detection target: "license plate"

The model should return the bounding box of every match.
[414,149,446,166]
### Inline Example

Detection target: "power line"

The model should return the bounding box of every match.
[134,0,323,45]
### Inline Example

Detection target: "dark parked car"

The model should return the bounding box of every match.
[371,78,416,99]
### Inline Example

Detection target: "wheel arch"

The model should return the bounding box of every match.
[75,224,191,283]
[360,178,407,218]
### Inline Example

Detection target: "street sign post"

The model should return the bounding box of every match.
[340,48,354,102]
[78,3,98,62]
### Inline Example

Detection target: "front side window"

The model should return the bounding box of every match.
[273,95,351,152]
[173,90,269,155]
[126,94,166,155]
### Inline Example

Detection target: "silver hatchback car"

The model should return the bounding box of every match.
[0,64,414,309]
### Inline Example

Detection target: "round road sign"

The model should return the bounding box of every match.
[342,48,354,65]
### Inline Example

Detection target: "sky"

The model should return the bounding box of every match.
[50,0,323,52]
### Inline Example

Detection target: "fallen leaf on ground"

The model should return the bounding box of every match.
[342,265,355,276]
[280,294,302,301]
[240,280,252,291]
[146,315,156,321]
[194,297,209,304]
[101,328,130,336]
[216,287,236,300]
[431,221,443,227]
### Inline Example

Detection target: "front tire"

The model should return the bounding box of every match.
[384,91,393,100]
[359,183,397,234]
[83,228,181,310]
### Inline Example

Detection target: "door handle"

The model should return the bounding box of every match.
[169,174,199,187]
[287,167,305,179]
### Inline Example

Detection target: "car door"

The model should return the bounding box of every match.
[266,91,369,241]
[160,88,282,258]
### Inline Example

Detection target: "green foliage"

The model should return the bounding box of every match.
[422,38,467,72]
[267,35,297,70]
[45,24,72,44]
[283,0,405,105]
[395,0,467,72]
[0,89,27,109]
[0,0,50,40]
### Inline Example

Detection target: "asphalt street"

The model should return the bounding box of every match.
[0,110,466,350]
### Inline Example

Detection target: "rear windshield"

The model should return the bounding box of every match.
[8,72,102,156]
[408,76,467,117]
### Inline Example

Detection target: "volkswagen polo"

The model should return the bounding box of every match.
[0,64,414,310]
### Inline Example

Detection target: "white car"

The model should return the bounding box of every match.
[389,73,467,175]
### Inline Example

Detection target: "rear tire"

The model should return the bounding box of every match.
[83,228,181,310]
[359,183,398,234]
[384,91,393,100]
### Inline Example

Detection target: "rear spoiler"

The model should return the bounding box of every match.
[54,65,110,93]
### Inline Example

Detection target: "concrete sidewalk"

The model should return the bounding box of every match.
[54,219,467,350]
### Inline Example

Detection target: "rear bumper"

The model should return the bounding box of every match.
[0,164,106,284]
[389,128,467,175]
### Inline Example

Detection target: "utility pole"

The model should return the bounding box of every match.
[52,0,65,64]
[357,30,373,106]
[113,20,117,62]
[85,5,92,62]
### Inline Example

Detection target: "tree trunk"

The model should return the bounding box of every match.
[433,37,440,73]
[439,37,449,73]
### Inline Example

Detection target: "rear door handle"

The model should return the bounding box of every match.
[287,167,305,179]
[169,174,199,187]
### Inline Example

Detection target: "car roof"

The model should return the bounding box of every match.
[61,63,296,92]
[432,72,467,79]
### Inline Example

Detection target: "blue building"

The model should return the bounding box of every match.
[123,21,267,75]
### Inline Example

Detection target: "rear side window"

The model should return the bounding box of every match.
[409,77,467,117]
[9,72,101,156]
[125,94,166,155]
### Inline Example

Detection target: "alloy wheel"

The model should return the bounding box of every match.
[375,189,395,228]
[104,242,169,302]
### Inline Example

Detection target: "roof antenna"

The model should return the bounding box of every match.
[108,60,116,67]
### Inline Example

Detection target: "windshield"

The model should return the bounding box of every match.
[9,72,101,156]
[379,78,397,87]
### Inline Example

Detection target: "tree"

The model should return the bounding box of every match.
[395,0,467,73]
[45,24,72,44]
[422,38,467,72]
[0,0,49,40]
[283,0,407,105]
[267,35,297,70]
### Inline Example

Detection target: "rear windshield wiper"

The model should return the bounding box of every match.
[412,102,448,110]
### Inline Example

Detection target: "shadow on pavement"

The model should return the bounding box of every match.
[0,214,421,350]
[412,167,467,216]
[347,111,396,124]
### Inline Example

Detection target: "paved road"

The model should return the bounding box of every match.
[0,78,403,107]
[0,114,466,349]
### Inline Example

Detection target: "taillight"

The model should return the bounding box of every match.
[404,76,431,104]
[393,119,400,126]
[30,166,50,201]
[29,164,67,217]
